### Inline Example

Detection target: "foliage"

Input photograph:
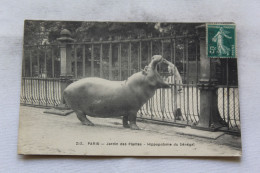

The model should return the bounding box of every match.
[24,20,202,45]
[23,21,203,80]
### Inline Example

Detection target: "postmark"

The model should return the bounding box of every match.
[206,23,236,58]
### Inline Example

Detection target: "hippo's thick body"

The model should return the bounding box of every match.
[64,55,169,130]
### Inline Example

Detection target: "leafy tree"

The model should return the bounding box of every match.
[23,21,203,80]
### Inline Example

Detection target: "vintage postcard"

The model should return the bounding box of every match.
[18,20,241,156]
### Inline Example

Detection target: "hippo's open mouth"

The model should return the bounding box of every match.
[150,55,164,70]
[151,55,163,64]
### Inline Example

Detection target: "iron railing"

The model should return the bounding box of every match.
[217,86,240,131]
[138,81,200,125]
[21,35,240,132]
[20,77,61,107]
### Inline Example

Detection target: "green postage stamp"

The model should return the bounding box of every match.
[207,23,236,58]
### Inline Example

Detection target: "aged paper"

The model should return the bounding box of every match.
[18,21,241,156]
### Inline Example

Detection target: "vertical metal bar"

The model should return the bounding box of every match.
[109,43,112,80]
[223,87,225,121]
[91,44,94,76]
[182,40,187,123]
[128,42,132,76]
[45,79,47,106]
[40,79,43,105]
[191,81,195,122]
[150,41,153,62]
[83,45,86,77]
[58,79,61,105]
[30,50,32,77]
[37,49,40,77]
[238,88,240,122]
[186,38,191,122]
[173,38,178,120]
[195,39,199,117]
[130,42,132,75]
[161,39,164,56]
[52,47,55,78]
[170,84,175,122]
[100,44,103,78]
[183,81,187,123]
[195,40,199,117]
[38,78,40,105]
[160,39,164,73]
[145,100,148,118]
[47,79,50,105]
[22,50,26,77]
[54,79,57,106]
[34,79,37,104]
[20,78,23,103]
[53,78,55,106]
[44,48,47,77]
[196,40,199,83]
[26,78,28,103]
[155,90,161,119]
[179,80,182,120]
[137,42,140,71]
[170,39,173,63]
[150,97,154,120]
[139,41,142,70]
[161,89,165,121]
[166,86,170,120]
[57,79,60,105]
[118,43,122,80]
[26,78,29,103]
[173,39,176,76]
[22,78,25,103]
[147,42,150,65]
[174,84,177,122]
[55,79,57,105]
[49,79,52,105]
[30,78,33,104]
[226,58,230,129]
[23,78,26,104]
[182,42,185,84]
[233,88,237,128]
[74,46,77,78]
[147,99,151,119]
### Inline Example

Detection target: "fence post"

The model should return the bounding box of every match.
[58,29,74,103]
[192,25,227,131]
[44,29,74,116]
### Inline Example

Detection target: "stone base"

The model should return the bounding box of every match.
[191,124,216,132]
[191,120,225,132]
[44,104,74,116]
[177,127,225,140]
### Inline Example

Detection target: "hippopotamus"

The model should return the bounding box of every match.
[63,55,170,130]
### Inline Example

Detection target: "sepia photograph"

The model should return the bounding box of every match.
[18,20,241,156]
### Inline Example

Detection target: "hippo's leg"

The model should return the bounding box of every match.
[122,115,130,128]
[128,112,140,130]
[75,111,94,126]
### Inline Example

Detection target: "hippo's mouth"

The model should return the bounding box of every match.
[150,55,163,70]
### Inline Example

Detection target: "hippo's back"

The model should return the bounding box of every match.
[63,77,125,113]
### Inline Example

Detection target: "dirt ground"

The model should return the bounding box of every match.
[18,106,241,157]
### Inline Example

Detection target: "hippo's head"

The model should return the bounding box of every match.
[142,55,170,89]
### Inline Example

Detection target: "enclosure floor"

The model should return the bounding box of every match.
[18,106,241,156]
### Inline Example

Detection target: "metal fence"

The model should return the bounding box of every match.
[20,77,61,107]
[218,86,240,131]
[138,84,240,131]
[138,81,200,124]
[21,35,240,132]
